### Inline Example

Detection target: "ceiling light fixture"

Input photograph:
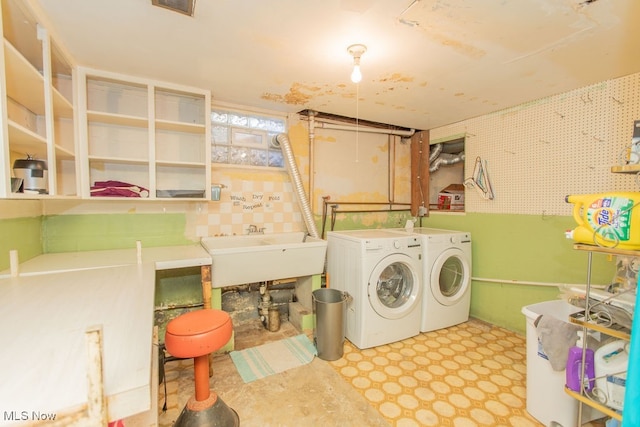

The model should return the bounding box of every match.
[347,44,367,84]
[151,0,196,16]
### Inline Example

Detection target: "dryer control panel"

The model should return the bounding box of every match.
[365,236,421,252]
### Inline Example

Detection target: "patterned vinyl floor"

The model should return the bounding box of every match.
[330,320,544,427]
[157,318,607,426]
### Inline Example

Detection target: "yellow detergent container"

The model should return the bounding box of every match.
[565,192,640,250]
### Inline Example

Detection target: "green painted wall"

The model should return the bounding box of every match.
[42,213,193,252]
[0,216,43,271]
[1,205,619,336]
[319,210,413,234]
[326,212,617,334]
[419,212,616,334]
[155,266,204,344]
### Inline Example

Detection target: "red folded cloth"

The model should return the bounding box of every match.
[91,180,149,198]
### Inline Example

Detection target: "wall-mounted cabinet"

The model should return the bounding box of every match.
[0,0,77,198]
[77,68,211,200]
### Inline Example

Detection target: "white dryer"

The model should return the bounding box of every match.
[392,227,472,331]
[327,229,423,349]
[415,228,472,332]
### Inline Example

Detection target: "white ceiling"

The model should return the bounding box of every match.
[33,0,640,131]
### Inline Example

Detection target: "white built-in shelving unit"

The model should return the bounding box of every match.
[0,0,77,198]
[0,0,212,201]
[77,69,211,200]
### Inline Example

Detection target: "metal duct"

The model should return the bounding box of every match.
[429,152,466,172]
[429,143,443,162]
[275,133,320,238]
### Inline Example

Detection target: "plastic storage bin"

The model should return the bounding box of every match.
[522,299,603,426]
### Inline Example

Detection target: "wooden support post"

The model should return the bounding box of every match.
[201,265,212,310]
[410,130,430,217]
[9,250,18,277]
[201,265,214,376]
[85,326,108,426]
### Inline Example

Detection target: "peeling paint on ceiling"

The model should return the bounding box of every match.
[35,0,640,130]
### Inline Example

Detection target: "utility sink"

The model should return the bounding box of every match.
[201,232,327,287]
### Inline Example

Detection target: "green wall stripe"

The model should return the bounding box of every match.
[418,212,616,334]
[0,216,43,270]
[42,213,194,252]
[0,208,619,335]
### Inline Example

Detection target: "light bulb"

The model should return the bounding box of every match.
[351,64,362,83]
[347,44,366,84]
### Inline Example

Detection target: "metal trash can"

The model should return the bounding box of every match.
[313,288,347,361]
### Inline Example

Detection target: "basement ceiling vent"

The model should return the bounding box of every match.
[151,0,195,16]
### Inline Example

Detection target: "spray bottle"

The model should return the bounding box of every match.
[566,331,595,392]
[565,192,640,250]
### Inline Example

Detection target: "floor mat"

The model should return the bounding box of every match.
[230,334,317,383]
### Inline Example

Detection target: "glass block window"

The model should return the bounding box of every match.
[211,108,287,168]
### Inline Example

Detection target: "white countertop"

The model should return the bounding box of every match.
[0,244,212,424]
[0,244,212,278]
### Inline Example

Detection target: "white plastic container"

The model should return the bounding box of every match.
[522,300,603,426]
[594,340,628,411]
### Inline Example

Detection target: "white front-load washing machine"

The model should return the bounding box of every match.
[327,229,423,349]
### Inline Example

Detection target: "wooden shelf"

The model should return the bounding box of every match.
[52,87,74,118]
[87,110,148,128]
[155,160,206,167]
[7,120,47,155]
[88,156,149,165]
[55,144,75,160]
[4,40,45,115]
[8,192,80,200]
[573,244,640,258]
[611,164,640,174]
[156,119,205,133]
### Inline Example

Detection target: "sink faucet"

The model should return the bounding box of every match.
[247,224,265,235]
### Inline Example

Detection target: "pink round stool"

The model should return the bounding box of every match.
[165,309,238,426]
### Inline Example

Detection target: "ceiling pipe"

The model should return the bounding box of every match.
[308,112,316,215]
[314,121,416,138]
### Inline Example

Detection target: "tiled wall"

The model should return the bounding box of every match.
[195,175,305,237]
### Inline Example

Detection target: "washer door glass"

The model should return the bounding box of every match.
[369,254,420,319]
[377,262,412,308]
[431,248,470,306]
